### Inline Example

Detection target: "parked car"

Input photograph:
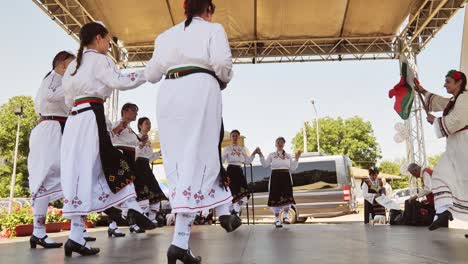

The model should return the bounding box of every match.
[392,188,411,205]
[240,153,358,223]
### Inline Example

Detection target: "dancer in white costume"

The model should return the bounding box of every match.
[415,70,468,236]
[258,137,301,228]
[61,22,154,257]
[145,0,241,262]
[28,51,74,249]
[222,130,259,216]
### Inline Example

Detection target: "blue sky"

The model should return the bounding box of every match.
[0,2,465,162]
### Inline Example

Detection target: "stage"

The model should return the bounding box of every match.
[1,223,467,264]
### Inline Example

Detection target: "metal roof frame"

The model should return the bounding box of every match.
[33,0,466,68]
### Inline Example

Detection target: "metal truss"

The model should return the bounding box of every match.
[33,0,465,67]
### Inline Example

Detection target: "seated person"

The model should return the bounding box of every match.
[361,167,386,224]
[401,163,446,227]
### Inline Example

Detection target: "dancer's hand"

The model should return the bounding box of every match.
[295,151,302,160]
[414,78,426,94]
[140,134,149,142]
[427,114,436,124]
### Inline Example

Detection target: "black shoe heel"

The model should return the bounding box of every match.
[29,235,63,249]
[429,210,453,231]
[167,245,201,264]
[219,215,242,233]
[107,227,126,237]
[64,239,100,257]
[127,209,156,230]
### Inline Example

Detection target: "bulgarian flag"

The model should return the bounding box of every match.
[389,58,416,120]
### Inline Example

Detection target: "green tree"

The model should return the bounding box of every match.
[292,116,382,168]
[428,154,442,168]
[379,160,409,189]
[0,96,38,198]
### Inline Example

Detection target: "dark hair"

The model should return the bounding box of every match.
[184,0,216,28]
[276,137,286,156]
[369,167,379,175]
[71,22,109,76]
[446,69,467,92]
[230,129,240,136]
[44,51,75,79]
[138,117,150,132]
[121,103,138,117]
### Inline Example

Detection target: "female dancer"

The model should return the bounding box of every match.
[258,137,301,228]
[145,0,240,262]
[415,71,468,236]
[222,130,258,216]
[135,117,168,224]
[28,51,75,249]
[61,22,154,257]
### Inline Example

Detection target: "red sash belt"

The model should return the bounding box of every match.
[73,97,104,106]
[39,116,67,124]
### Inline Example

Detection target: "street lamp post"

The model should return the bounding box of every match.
[310,99,320,153]
[8,106,23,214]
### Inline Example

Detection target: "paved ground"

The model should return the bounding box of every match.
[1,222,467,264]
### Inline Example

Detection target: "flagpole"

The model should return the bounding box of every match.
[413,79,429,115]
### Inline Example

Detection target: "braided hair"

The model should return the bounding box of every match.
[71,22,109,76]
[184,0,216,29]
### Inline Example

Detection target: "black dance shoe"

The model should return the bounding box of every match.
[274,220,283,228]
[83,230,96,242]
[64,239,100,257]
[127,209,157,230]
[219,214,242,233]
[30,235,63,249]
[167,244,201,264]
[84,236,97,242]
[107,227,126,237]
[465,234,468,239]
[428,210,453,231]
[129,226,146,233]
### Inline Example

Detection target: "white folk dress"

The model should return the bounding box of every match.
[61,49,145,218]
[145,17,233,214]
[427,91,468,220]
[260,152,299,208]
[222,145,255,202]
[28,71,69,204]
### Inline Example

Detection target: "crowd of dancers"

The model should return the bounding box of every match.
[25,0,467,263]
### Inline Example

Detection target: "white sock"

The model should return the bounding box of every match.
[172,213,196,250]
[109,221,117,229]
[271,207,281,222]
[124,197,144,214]
[233,202,241,213]
[215,203,230,216]
[131,224,141,231]
[83,229,89,238]
[32,197,48,239]
[436,204,451,214]
[108,221,123,233]
[69,216,88,248]
[283,207,290,220]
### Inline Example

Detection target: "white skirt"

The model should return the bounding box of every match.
[60,103,136,218]
[157,74,231,214]
[432,130,468,221]
[28,121,64,204]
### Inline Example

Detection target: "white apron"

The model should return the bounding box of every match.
[157,74,231,214]
[60,103,136,218]
[28,121,63,204]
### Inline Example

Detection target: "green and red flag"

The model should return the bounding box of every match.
[389,58,415,120]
